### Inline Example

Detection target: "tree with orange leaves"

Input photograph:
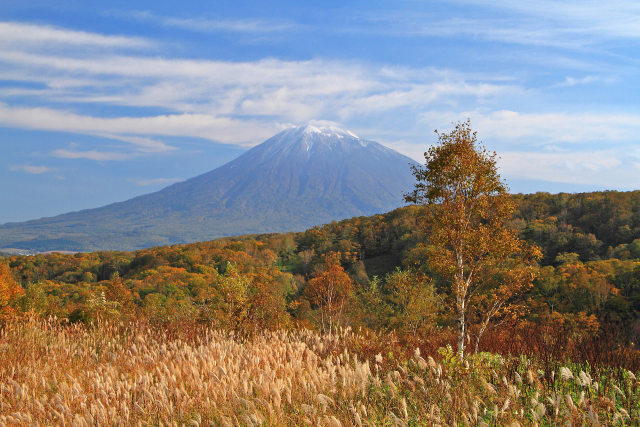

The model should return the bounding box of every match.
[304,252,353,334]
[405,120,541,358]
[0,261,24,318]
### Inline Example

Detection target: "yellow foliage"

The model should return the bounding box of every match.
[0,262,24,318]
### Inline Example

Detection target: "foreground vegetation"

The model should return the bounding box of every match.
[0,318,637,426]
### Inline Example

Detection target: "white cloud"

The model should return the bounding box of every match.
[384,140,637,190]
[162,17,296,34]
[420,110,640,144]
[52,149,134,161]
[120,10,298,34]
[497,150,636,189]
[555,75,615,87]
[461,0,640,40]
[0,103,283,146]
[0,27,519,148]
[383,108,640,190]
[10,165,52,174]
[0,21,151,49]
[394,18,589,49]
[375,109,640,190]
[94,134,175,153]
[0,50,382,120]
[338,81,519,119]
[362,1,640,54]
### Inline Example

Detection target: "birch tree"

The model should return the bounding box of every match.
[405,120,540,358]
[304,252,353,334]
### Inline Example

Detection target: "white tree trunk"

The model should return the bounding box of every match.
[457,297,466,359]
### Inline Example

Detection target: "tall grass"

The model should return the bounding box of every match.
[1,318,638,425]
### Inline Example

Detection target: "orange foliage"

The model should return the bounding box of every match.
[304,252,353,334]
[405,120,541,357]
[0,262,24,318]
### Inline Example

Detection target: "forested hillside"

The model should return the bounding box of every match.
[514,191,640,264]
[2,191,639,354]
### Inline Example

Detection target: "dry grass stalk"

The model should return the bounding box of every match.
[0,319,638,425]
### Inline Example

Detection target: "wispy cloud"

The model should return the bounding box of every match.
[0,21,152,49]
[122,10,299,34]
[0,103,284,146]
[52,148,134,161]
[420,110,640,145]
[386,134,638,190]
[10,165,52,174]
[94,134,175,153]
[498,149,637,189]
[362,1,640,52]
[555,75,615,87]
[0,27,517,147]
[160,16,296,34]
[384,18,590,50]
[457,0,640,40]
[402,109,640,190]
[167,17,294,33]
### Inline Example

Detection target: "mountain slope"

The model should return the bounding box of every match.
[0,124,419,251]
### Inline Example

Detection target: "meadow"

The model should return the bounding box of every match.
[0,318,637,426]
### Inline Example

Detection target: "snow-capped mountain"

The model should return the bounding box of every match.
[0,124,419,251]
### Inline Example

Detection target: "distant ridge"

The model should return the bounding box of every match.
[0,123,419,252]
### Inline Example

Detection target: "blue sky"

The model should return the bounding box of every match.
[1,0,639,223]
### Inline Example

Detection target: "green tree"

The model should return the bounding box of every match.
[354,276,390,330]
[405,120,541,358]
[386,268,439,337]
[211,263,250,329]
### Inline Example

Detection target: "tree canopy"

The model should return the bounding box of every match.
[0,261,23,318]
[405,120,541,357]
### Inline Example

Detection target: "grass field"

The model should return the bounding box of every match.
[1,319,638,426]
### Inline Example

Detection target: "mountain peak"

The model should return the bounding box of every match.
[260,121,368,155]
[287,122,359,139]
[302,123,359,139]
[0,124,418,251]
[268,122,366,154]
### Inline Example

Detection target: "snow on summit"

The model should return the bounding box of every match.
[300,123,359,139]
[272,123,366,153]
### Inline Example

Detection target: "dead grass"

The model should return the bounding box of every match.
[0,318,638,426]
